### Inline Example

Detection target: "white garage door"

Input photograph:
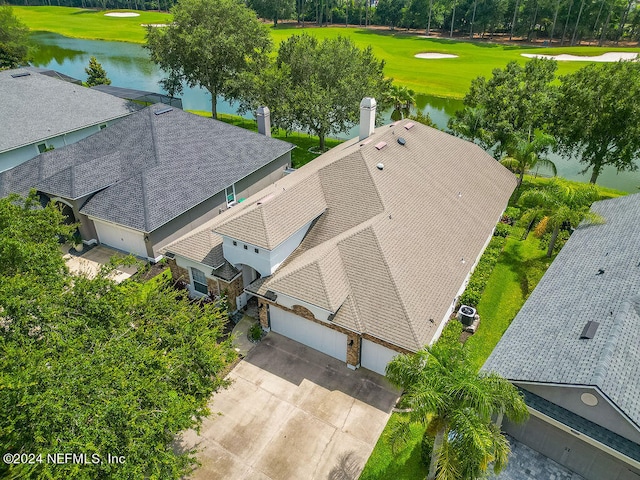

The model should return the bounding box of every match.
[270,307,347,363]
[361,339,400,375]
[94,220,148,258]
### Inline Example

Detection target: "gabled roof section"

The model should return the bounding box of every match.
[214,174,327,249]
[1,105,294,232]
[166,119,516,352]
[0,68,137,154]
[483,193,640,428]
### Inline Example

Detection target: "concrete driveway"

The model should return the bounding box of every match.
[177,333,400,480]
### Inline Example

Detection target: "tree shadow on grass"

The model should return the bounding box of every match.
[499,239,552,299]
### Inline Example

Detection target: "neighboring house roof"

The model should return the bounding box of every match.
[165,119,516,352]
[91,85,183,109]
[0,68,137,154]
[483,193,640,429]
[0,106,294,232]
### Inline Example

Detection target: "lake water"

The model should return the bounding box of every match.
[30,32,639,193]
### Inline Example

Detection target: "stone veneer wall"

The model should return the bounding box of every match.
[168,258,188,283]
[219,274,244,311]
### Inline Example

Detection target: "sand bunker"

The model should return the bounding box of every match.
[521,52,638,62]
[414,53,458,59]
[104,12,140,17]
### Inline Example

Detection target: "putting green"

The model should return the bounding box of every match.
[14,6,640,98]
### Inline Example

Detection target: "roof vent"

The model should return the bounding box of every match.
[11,72,30,78]
[376,163,384,170]
[457,305,476,327]
[389,121,399,127]
[580,321,599,339]
[164,252,175,259]
[375,141,387,150]
[397,137,406,146]
[154,107,173,115]
[404,122,415,130]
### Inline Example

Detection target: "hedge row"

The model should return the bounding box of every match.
[457,235,508,308]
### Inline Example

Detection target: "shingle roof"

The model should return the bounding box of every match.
[483,193,640,428]
[0,106,294,232]
[0,68,136,155]
[166,120,516,352]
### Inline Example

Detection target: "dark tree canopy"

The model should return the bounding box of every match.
[248,0,295,25]
[0,193,236,479]
[244,34,391,150]
[0,6,30,70]
[85,56,111,87]
[449,58,557,157]
[146,0,271,119]
[554,60,640,184]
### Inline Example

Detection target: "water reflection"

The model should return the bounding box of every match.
[28,32,638,192]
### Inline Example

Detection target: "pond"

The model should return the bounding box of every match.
[30,32,638,193]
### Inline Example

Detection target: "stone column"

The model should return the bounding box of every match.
[347,333,361,369]
[258,302,270,331]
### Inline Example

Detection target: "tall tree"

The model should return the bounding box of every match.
[85,56,111,87]
[243,34,390,150]
[554,60,640,184]
[0,193,236,479]
[248,0,295,25]
[0,6,30,70]
[518,178,602,256]
[500,131,557,186]
[450,59,557,158]
[146,0,271,119]
[386,322,529,480]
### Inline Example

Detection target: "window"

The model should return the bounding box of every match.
[232,241,237,246]
[191,268,208,295]
[37,143,47,154]
[254,248,259,254]
[99,124,107,130]
[243,245,248,250]
[226,185,236,205]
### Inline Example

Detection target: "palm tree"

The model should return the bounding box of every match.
[518,178,602,257]
[385,322,529,480]
[500,131,557,186]
[388,84,416,121]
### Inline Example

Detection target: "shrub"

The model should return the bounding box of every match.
[248,322,263,342]
[504,206,521,220]
[494,223,512,237]
[539,230,571,254]
[457,236,507,308]
[534,216,549,237]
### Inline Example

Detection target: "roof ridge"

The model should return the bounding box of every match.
[140,173,151,232]
[368,224,422,350]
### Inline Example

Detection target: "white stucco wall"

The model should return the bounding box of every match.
[0,122,115,173]
[220,219,316,277]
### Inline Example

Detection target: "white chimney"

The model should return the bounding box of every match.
[359,97,376,141]
[257,106,271,137]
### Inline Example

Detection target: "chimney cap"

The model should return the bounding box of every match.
[360,97,377,108]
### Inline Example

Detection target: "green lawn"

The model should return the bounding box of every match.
[14,6,640,98]
[187,110,342,167]
[359,414,428,480]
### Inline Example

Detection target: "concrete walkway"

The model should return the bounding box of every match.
[62,245,138,282]
[231,316,259,357]
[176,333,399,480]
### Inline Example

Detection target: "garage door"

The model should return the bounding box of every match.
[270,307,347,362]
[94,220,148,258]
[361,339,400,375]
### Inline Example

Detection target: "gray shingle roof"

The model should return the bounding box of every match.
[0,106,294,232]
[165,119,516,352]
[0,68,136,154]
[483,193,640,428]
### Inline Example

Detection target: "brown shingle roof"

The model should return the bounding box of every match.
[165,120,516,351]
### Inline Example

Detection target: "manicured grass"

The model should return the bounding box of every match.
[14,6,170,43]
[359,414,427,480]
[187,110,343,168]
[465,234,549,370]
[14,6,640,98]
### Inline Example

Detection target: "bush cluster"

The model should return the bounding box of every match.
[458,236,507,308]
[539,230,571,254]
[493,222,512,237]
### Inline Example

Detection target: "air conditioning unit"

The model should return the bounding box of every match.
[457,305,476,327]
